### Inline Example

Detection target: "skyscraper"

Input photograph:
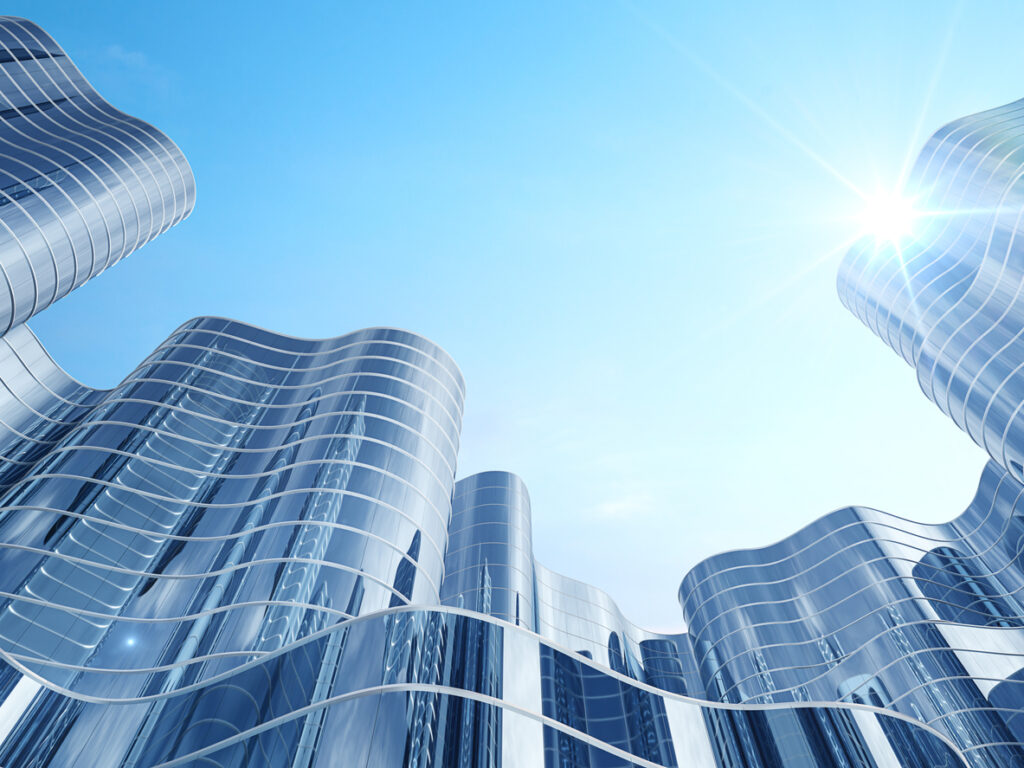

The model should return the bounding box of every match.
[0,15,1023,768]
[838,98,1024,482]
[0,18,193,336]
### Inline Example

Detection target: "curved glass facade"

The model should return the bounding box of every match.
[837,97,1024,484]
[679,461,1024,767]
[1,16,1024,768]
[441,471,536,629]
[0,17,194,335]
[0,324,966,766]
[0,607,965,768]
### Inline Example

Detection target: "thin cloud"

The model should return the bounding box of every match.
[591,494,655,520]
[106,44,148,68]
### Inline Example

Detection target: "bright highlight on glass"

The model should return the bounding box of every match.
[858,191,918,242]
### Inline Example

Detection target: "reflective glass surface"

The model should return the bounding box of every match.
[838,97,1024,485]
[0,18,194,334]
[0,16,1020,768]
[0,608,965,767]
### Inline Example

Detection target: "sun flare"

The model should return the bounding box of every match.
[858,191,918,243]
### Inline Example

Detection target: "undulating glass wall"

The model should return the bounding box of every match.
[2,13,1024,768]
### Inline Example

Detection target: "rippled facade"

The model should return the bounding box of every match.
[5,15,1024,768]
[0,332,967,766]
[838,98,1024,483]
[0,16,194,335]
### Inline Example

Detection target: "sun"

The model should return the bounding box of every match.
[858,191,918,243]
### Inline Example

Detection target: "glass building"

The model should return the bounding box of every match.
[0,15,1022,768]
[0,18,193,335]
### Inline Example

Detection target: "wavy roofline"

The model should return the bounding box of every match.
[674,463,1004,610]
[166,316,467,394]
[27,316,467,395]
[20,323,111,393]
[447,470,997,643]
[0,15,198,222]
[17,317,1001,646]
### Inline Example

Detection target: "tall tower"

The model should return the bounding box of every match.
[0,17,194,334]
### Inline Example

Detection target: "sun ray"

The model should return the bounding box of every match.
[896,0,965,190]
[696,235,863,342]
[619,0,869,200]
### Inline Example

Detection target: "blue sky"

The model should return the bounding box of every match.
[13,1,1024,629]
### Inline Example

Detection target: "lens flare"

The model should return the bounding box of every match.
[859,192,918,242]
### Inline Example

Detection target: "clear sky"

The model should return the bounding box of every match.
[11,1,1023,629]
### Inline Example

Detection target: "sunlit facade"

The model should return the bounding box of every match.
[0,323,967,766]
[3,15,1024,768]
[0,17,193,336]
[838,97,1024,483]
